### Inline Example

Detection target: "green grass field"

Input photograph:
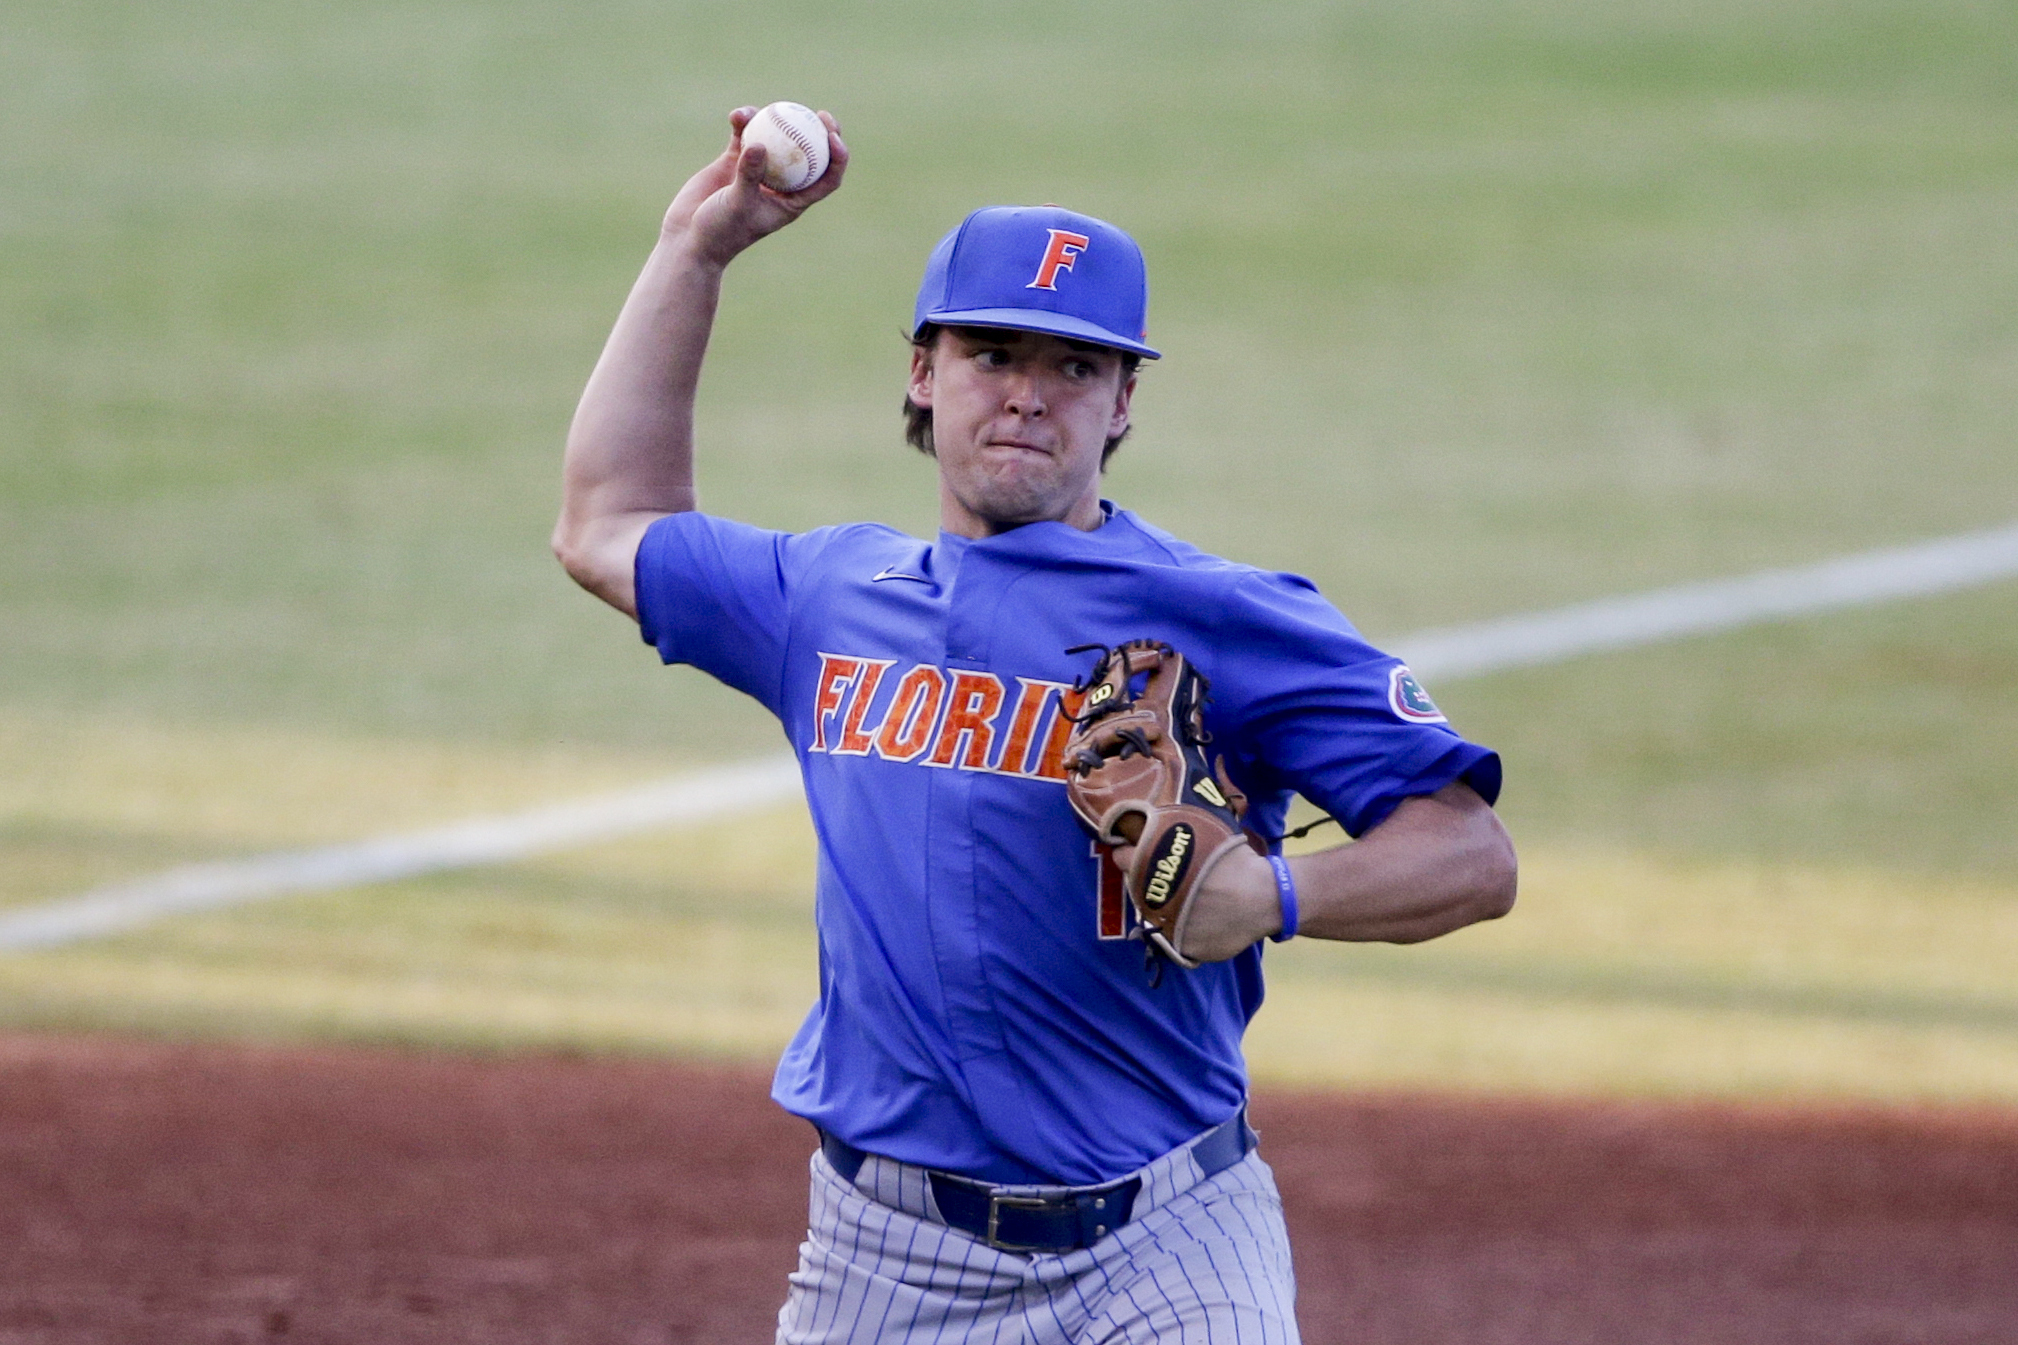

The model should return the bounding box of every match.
[8,714,2017,1098]
[3,0,2015,1097]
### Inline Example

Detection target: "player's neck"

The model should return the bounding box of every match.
[939,485,1105,540]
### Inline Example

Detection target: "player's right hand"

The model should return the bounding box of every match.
[662,107,848,268]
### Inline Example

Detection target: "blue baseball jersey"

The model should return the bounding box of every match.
[635,502,1499,1186]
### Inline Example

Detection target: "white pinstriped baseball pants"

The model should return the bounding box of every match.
[775,1126,1301,1344]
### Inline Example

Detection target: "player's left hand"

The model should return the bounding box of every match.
[1106,838,1284,963]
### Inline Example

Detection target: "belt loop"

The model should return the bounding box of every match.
[819,1129,868,1185]
[1190,1105,1255,1181]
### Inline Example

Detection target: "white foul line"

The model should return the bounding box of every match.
[4,519,2015,953]
[1393,520,2018,681]
[0,756,802,953]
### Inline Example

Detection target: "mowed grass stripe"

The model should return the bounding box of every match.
[1300,951,2018,1034]
[7,720,2016,1098]
[5,839,2015,1099]
[7,519,2014,952]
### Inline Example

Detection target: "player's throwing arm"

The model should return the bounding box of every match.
[553,104,847,618]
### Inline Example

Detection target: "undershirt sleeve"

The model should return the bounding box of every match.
[1217,570,1502,837]
[634,511,796,718]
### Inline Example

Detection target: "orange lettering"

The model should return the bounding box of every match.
[809,654,864,753]
[1027,229,1090,291]
[927,671,1007,770]
[832,659,895,756]
[874,666,948,763]
[995,677,1064,775]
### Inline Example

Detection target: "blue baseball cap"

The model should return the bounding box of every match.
[912,206,1160,359]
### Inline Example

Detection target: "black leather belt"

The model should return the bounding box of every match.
[819,1109,1254,1254]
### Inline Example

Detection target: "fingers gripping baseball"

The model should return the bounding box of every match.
[664,106,849,267]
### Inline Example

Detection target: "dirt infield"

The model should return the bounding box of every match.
[3,1035,2014,1343]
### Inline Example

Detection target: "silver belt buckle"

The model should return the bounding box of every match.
[986,1193,1060,1252]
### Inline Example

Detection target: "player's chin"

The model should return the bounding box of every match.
[959,470,1074,528]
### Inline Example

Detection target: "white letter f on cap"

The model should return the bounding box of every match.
[1028,229,1091,290]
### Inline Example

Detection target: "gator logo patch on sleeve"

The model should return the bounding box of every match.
[1387,665,1448,724]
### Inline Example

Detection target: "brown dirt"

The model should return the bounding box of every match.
[2,1035,2014,1344]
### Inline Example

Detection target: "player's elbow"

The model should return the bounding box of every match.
[1474,843,1518,923]
[550,513,644,619]
[1465,823,1519,925]
[1441,784,1518,923]
[551,517,597,591]
[1421,817,1517,938]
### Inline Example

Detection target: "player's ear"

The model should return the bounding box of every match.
[907,343,935,408]
[1107,372,1136,438]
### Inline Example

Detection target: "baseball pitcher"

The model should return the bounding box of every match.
[555,106,1517,1343]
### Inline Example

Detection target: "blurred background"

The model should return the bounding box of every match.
[4,0,2014,1100]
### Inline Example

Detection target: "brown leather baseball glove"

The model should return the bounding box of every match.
[1061,639,1257,971]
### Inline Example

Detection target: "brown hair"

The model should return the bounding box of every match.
[903,324,1140,468]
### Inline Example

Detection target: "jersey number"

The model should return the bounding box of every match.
[1094,843,1132,940]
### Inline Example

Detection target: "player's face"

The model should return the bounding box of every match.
[910,327,1135,537]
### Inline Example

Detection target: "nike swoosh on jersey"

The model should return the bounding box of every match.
[871,567,932,583]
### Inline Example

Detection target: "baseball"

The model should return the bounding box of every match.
[742,101,830,193]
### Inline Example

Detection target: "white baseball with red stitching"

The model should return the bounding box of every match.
[743,101,829,192]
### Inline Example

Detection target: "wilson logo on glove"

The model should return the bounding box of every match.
[1141,825,1195,910]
